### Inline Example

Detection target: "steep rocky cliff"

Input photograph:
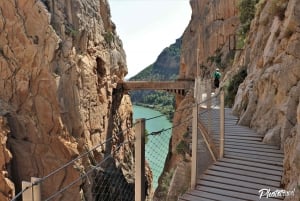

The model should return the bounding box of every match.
[180,0,239,79]
[0,109,14,201]
[155,0,239,200]
[232,0,300,199]
[166,0,300,200]
[0,0,138,200]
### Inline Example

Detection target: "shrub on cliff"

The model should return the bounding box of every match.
[238,0,259,48]
[225,67,248,107]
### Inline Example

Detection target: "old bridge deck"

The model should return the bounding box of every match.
[117,80,194,95]
[179,108,284,201]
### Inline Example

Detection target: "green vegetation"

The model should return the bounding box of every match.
[65,24,78,36]
[159,169,174,198]
[130,38,182,120]
[207,48,226,70]
[225,67,247,107]
[103,31,114,44]
[237,0,259,48]
[176,140,189,155]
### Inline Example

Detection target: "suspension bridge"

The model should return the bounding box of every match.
[12,78,286,201]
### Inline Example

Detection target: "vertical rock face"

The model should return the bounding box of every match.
[232,0,300,199]
[0,0,135,200]
[156,0,239,200]
[180,0,239,79]
[0,108,14,201]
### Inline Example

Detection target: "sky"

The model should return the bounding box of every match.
[108,0,192,79]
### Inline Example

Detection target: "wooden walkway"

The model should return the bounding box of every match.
[117,80,194,95]
[179,108,284,201]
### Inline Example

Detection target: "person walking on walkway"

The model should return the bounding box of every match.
[213,68,221,89]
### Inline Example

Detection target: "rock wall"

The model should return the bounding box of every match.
[180,0,239,79]
[232,0,300,199]
[156,1,240,200]
[0,108,14,201]
[0,0,137,200]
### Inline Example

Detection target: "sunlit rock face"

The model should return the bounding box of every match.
[180,0,239,79]
[155,0,239,200]
[0,0,140,200]
[231,0,300,199]
[0,112,14,201]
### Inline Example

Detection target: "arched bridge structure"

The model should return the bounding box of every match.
[117,79,194,96]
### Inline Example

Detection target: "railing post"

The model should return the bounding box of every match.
[135,118,145,201]
[191,76,201,189]
[219,90,225,158]
[191,103,198,189]
[31,177,41,201]
[22,181,32,201]
[22,177,41,201]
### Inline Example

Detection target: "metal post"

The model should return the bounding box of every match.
[31,177,41,201]
[191,103,198,189]
[192,74,201,189]
[219,90,225,158]
[207,79,212,136]
[22,181,32,201]
[135,118,145,201]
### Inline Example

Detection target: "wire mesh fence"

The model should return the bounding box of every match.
[11,78,223,201]
[12,133,136,201]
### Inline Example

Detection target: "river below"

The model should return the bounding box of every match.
[133,105,172,190]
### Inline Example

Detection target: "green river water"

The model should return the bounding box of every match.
[133,105,172,190]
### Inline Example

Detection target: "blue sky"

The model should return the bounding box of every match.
[108,0,191,79]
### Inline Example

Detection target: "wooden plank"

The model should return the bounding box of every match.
[214,161,282,176]
[196,186,281,201]
[225,144,283,154]
[188,189,245,201]
[197,186,262,201]
[225,155,283,166]
[209,165,282,181]
[225,141,281,150]
[225,148,284,159]
[224,138,269,145]
[197,180,258,195]
[197,180,283,201]
[225,136,263,141]
[199,175,277,190]
[219,158,283,171]
[178,193,214,201]
[204,169,280,187]
[225,151,283,163]
[178,193,204,201]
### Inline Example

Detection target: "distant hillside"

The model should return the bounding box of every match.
[129,38,181,120]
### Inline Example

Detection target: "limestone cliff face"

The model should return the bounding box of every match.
[156,0,239,200]
[0,0,135,200]
[180,0,239,79]
[232,0,300,199]
[0,109,14,201]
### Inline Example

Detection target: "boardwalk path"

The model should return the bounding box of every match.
[179,108,284,201]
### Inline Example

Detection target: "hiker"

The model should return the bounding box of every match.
[213,68,221,89]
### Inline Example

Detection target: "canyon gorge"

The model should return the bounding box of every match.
[0,0,300,201]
